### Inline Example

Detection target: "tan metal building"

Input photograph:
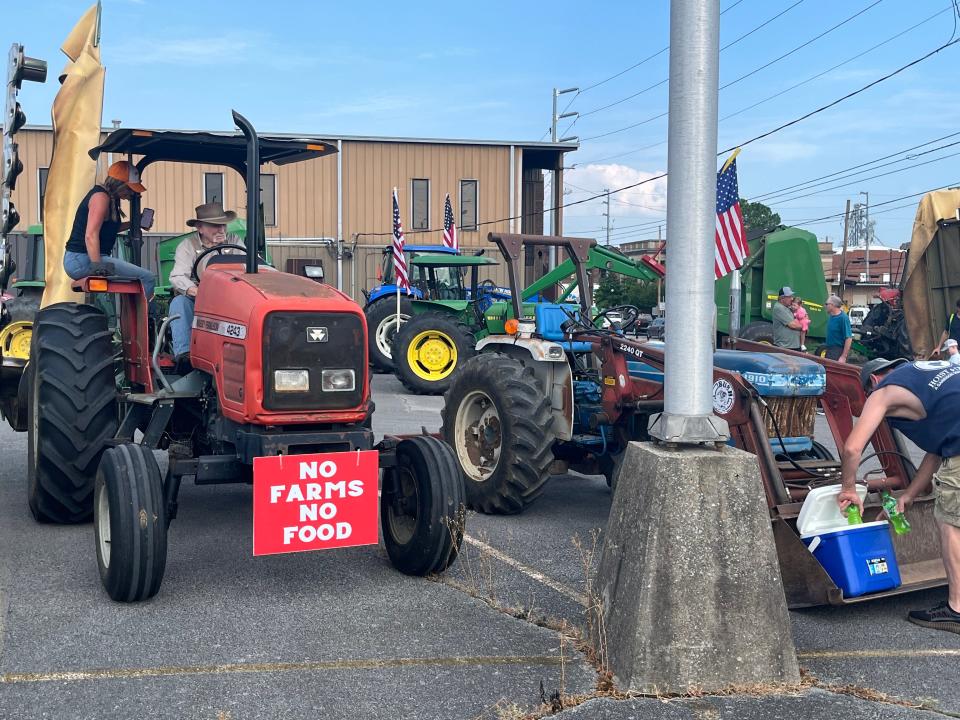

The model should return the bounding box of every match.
[11,126,576,301]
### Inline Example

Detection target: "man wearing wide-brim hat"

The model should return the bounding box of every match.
[168,202,245,367]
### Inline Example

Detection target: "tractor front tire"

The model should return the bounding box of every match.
[27,303,118,523]
[95,443,168,602]
[740,321,776,345]
[394,312,476,395]
[381,436,464,576]
[366,297,412,372]
[442,353,556,514]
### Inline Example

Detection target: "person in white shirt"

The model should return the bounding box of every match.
[168,202,244,368]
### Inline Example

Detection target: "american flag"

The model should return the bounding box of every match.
[442,193,458,251]
[714,158,749,279]
[392,188,409,291]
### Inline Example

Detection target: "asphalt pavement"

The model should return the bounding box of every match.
[1,372,958,719]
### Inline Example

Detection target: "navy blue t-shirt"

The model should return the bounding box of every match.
[878,361,960,457]
[826,311,852,348]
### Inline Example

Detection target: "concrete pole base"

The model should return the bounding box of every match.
[592,441,800,693]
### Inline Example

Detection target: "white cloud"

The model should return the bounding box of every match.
[564,164,667,219]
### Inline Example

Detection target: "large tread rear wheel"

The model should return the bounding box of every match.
[740,321,775,345]
[381,436,464,575]
[366,297,412,372]
[95,443,168,602]
[28,303,118,523]
[442,353,556,514]
[394,312,476,395]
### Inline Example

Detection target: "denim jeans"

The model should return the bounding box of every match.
[63,250,156,299]
[169,294,194,356]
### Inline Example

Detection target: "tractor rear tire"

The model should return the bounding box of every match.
[381,436,464,576]
[366,297,412,372]
[394,312,476,395]
[27,303,118,523]
[740,321,776,345]
[95,443,168,602]
[442,353,556,514]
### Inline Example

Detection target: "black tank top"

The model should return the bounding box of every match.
[65,185,121,255]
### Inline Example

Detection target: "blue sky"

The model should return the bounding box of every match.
[6,0,960,249]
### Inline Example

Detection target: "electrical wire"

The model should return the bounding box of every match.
[580,0,882,138]
[359,8,960,240]
[574,3,952,166]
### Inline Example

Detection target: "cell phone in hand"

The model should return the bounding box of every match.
[139,207,155,229]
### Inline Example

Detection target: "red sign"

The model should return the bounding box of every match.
[252,450,380,556]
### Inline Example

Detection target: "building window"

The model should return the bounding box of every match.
[38,167,49,222]
[460,179,478,231]
[411,178,429,231]
[204,172,224,204]
[261,173,277,227]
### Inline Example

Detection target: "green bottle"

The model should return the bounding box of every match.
[881,490,912,535]
[845,504,863,525]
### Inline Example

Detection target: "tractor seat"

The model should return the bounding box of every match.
[535,303,593,353]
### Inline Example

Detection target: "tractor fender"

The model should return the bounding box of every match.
[476,337,573,441]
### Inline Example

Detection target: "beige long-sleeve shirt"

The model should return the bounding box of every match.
[169,232,245,295]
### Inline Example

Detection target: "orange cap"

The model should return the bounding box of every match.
[107,160,146,194]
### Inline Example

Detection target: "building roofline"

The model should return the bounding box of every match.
[22,124,579,152]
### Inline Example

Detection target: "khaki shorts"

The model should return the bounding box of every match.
[933,456,960,527]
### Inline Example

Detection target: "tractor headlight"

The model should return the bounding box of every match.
[547,345,564,359]
[274,369,310,393]
[321,368,355,392]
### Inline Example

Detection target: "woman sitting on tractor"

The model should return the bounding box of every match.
[62,160,156,298]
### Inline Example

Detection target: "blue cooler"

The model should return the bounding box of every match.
[797,486,902,598]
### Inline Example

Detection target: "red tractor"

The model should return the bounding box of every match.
[27,112,464,601]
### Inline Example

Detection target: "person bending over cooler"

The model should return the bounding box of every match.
[838,358,960,634]
[168,202,244,369]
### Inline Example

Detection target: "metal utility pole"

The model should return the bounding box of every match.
[860,191,870,284]
[648,0,728,444]
[550,87,578,269]
[603,189,611,245]
[840,199,851,303]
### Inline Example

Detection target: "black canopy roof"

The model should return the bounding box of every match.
[89,129,337,173]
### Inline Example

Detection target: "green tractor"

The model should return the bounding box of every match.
[392,238,664,395]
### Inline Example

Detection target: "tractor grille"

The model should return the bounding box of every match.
[262,311,365,412]
[762,396,817,438]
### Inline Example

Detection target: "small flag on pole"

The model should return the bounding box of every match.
[442,193,458,251]
[714,155,749,280]
[392,188,409,291]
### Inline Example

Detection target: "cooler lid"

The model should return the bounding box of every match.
[796,484,868,536]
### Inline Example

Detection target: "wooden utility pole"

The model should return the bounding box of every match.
[840,199,851,303]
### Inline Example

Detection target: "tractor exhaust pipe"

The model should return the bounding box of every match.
[232,110,261,275]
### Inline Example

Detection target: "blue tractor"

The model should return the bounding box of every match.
[363,244,458,371]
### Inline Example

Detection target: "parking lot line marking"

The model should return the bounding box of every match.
[799,649,960,659]
[463,535,589,607]
[0,654,564,685]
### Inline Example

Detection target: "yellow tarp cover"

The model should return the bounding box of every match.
[902,189,960,357]
[41,3,105,308]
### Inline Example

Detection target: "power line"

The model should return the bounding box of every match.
[577,0,804,120]
[719,5,952,124]
[718,35,960,156]
[574,2,948,166]
[719,0,883,91]
[756,141,960,204]
[575,0,754,96]
[750,131,960,200]
[580,0,882,140]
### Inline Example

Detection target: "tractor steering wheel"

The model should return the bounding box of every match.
[476,279,498,294]
[190,243,247,282]
[593,305,640,333]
